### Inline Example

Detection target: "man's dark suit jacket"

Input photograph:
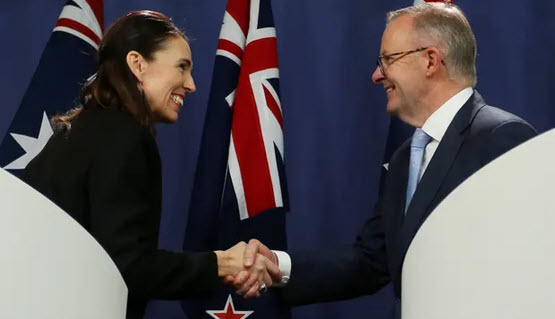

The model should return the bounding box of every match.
[24,107,220,319]
[280,91,538,313]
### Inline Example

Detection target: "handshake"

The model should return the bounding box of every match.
[214,239,281,298]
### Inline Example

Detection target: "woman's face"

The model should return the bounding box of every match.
[141,36,196,123]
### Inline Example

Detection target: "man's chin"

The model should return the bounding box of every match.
[386,103,398,116]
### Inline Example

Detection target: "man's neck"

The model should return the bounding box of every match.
[410,82,469,128]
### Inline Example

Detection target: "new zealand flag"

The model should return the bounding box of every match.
[0,0,103,177]
[183,0,290,318]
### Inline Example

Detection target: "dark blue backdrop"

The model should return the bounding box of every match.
[1,1,554,319]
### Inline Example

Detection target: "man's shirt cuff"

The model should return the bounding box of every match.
[272,250,291,287]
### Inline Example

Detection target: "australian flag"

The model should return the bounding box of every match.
[0,0,103,177]
[183,0,290,318]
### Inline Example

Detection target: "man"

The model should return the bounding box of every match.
[230,2,537,317]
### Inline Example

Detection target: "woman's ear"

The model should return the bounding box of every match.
[126,51,148,82]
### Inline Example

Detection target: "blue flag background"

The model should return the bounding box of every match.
[0,0,102,176]
[1,1,554,319]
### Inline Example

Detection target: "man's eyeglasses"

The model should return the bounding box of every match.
[376,47,428,76]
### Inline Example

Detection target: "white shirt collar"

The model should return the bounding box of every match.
[421,87,474,143]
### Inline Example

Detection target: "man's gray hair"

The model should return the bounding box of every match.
[387,3,477,87]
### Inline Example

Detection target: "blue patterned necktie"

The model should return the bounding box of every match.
[405,128,431,214]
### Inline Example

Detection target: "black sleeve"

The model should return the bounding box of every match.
[280,203,390,305]
[87,128,220,300]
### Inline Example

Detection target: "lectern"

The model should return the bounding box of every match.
[0,168,127,318]
[402,129,555,319]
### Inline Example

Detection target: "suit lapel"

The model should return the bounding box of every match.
[385,142,410,251]
[394,91,487,275]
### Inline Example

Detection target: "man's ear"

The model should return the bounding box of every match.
[126,50,148,82]
[424,47,443,77]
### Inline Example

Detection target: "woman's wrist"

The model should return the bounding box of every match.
[214,250,231,277]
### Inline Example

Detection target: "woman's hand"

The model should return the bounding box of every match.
[215,241,281,298]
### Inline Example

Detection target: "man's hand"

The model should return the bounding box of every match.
[223,239,281,298]
[244,239,278,267]
[217,240,282,298]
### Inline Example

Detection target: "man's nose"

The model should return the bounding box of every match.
[371,66,385,84]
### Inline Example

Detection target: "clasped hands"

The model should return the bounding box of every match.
[215,239,278,298]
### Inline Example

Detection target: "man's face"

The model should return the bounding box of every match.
[372,15,425,121]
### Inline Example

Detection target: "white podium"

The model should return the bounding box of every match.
[0,168,127,318]
[402,129,555,318]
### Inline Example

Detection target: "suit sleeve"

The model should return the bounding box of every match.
[483,119,537,164]
[280,203,390,305]
[87,128,220,300]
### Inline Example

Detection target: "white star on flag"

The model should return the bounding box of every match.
[206,294,253,319]
[4,112,53,170]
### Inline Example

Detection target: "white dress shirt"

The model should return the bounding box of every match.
[418,87,473,179]
[273,87,474,284]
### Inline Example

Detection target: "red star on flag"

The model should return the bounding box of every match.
[206,295,254,319]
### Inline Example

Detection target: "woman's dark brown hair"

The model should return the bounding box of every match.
[52,10,186,133]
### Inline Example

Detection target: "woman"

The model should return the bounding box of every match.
[24,10,278,319]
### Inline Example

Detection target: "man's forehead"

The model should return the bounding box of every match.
[381,16,413,52]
